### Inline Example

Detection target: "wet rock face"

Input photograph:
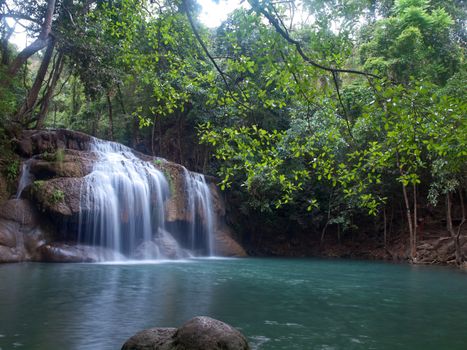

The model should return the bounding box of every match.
[213,224,248,257]
[29,150,95,179]
[161,161,192,224]
[0,199,47,263]
[15,129,92,157]
[121,317,250,350]
[0,198,40,226]
[30,177,83,217]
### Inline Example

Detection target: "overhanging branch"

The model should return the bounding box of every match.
[247,0,379,79]
[181,0,252,112]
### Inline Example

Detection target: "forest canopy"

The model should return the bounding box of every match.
[1,0,466,263]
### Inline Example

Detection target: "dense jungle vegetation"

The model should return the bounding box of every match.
[0,0,466,264]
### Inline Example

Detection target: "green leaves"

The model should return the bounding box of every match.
[360,0,460,85]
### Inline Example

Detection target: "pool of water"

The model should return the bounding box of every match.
[0,258,466,350]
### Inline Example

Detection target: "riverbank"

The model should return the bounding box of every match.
[244,226,467,268]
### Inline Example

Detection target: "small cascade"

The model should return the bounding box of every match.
[15,160,34,199]
[184,170,215,256]
[78,139,174,260]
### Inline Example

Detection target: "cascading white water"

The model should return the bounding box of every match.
[78,139,173,260]
[184,170,215,256]
[15,160,34,199]
[78,138,217,261]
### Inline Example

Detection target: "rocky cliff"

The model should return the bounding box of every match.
[0,129,246,263]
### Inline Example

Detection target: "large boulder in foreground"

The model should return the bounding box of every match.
[121,328,177,350]
[122,316,250,350]
[173,317,250,350]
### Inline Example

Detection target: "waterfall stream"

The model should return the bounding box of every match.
[78,139,215,261]
[184,169,215,256]
[15,159,34,199]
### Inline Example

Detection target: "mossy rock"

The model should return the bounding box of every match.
[31,177,83,217]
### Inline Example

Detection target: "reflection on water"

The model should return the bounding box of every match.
[0,259,467,350]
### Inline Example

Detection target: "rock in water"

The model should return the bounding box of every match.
[173,317,250,350]
[121,316,250,350]
[121,328,177,350]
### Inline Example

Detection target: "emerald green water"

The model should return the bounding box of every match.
[0,258,466,350]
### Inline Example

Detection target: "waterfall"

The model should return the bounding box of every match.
[77,138,217,261]
[184,170,215,256]
[78,139,174,260]
[15,159,34,199]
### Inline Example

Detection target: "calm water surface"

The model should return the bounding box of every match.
[0,258,466,350]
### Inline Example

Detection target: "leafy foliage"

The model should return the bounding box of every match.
[1,0,465,250]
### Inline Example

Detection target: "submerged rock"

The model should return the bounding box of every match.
[121,316,250,350]
[133,231,191,260]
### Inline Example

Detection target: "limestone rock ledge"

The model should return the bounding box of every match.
[121,316,250,350]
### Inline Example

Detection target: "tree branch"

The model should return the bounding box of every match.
[7,0,56,77]
[181,0,252,112]
[332,70,353,140]
[0,13,41,25]
[247,0,379,79]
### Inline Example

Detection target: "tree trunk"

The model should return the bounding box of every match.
[388,202,394,238]
[92,102,102,136]
[320,192,333,246]
[383,208,387,249]
[456,190,465,265]
[202,146,208,173]
[7,0,56,78]
[106,92,114,141]
[445,193,461,265]
[36,51,64,129]
[337,224,341,245]
[15,39,55,125]
[157,115,162,156]
[177,111,184,165]
[70,77,79,126]
[413,184,418,259]
[151,116,156,156]
[1,20,14,65]
[53,104,57,128]
[448,190,466,266]
[132,116,140,148]
[402,183,414,261]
